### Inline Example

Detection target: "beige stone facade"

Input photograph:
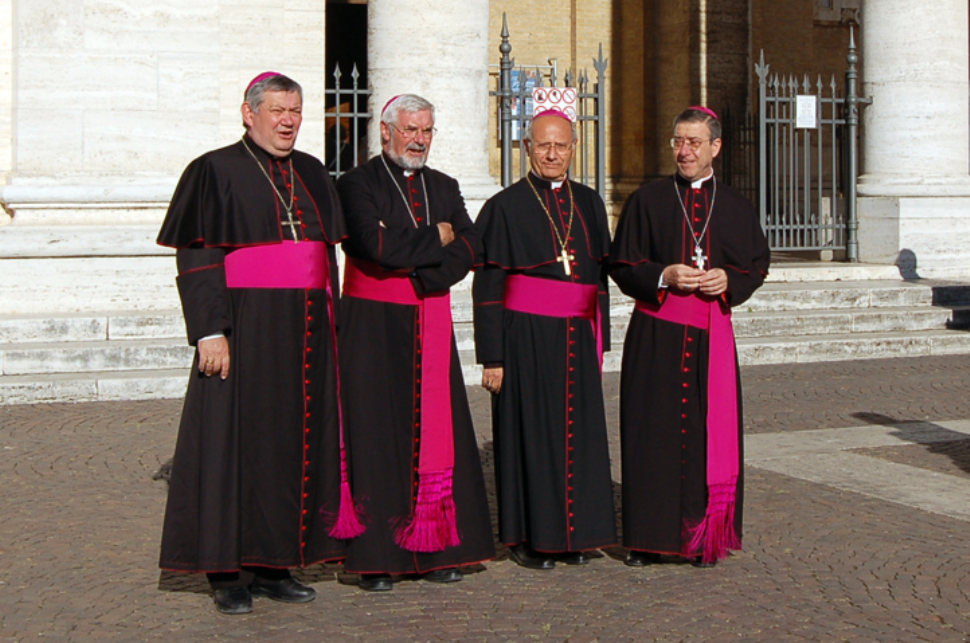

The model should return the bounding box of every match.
[485,0,859,221]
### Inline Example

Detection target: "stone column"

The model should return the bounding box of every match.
[857,0,970,277]
[368,0,498,217]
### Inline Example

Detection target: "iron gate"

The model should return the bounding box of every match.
[325,62,371,180]
[754,29,867,259]
[489,14,608,201]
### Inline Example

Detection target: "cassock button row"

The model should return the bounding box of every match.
[682,413,688,419]
[682,398,688,404]
[682,383,689,388]
[685,352,691,358]
[683,368,690,373]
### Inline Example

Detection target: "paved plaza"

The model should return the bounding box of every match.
[2,355,970,641]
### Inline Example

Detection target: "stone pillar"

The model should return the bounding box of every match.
[368,0,498,217]
[857,0,970,278]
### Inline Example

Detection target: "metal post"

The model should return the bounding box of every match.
[333,64,343,174]
[499,14,513,188]
[844,27,860,262]
[755,50,769,230]
[593,44,608,201]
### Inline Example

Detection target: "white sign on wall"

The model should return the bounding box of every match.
[796,95,819,129]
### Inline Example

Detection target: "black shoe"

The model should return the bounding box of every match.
[509,544,556,570]
[250,577,316,603]
[690,556,717,568]
[557,551,590,566]
[358,573,393,592]
[625,551,662,567]
[424,567,463,583]
[213,586,253,615]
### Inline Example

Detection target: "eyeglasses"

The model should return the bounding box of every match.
[670,137,711,151]
[531,142,573,154]
[390,124,437,140]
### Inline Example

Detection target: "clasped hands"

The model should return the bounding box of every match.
[661,264,728,296]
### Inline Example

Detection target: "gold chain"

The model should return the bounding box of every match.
[240,136,300,240]
[525,174,576,275]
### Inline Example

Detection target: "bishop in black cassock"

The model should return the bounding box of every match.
[474,111,616,569]
[157,73,358,614]
[610,107,770,567]
[336,95,494,592]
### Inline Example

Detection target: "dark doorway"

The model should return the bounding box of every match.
[326,1,368,175]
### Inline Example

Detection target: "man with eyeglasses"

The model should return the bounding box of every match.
[473,109,616,570]
[610,106,770,568]
[335,94,495,592]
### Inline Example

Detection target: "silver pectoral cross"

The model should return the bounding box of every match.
[692,246,706,271]
[557,249,576,276]
[282,209,301,243]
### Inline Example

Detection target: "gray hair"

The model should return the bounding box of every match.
[523,114,578,143]
[672,108,722,140]
[381,94,435,126]
[245,74,303,114]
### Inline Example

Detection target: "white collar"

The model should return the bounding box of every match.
[691,171,714,189]
[530,171,565,189]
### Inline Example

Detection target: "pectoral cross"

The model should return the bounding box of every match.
[282,208,301,243]
[557,249,576,276]
[692,245,706,271]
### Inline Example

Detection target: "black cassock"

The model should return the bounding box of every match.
[473,175,616,553]
[336,153,495,575]
[609,173,769,555]
[157,136,349,572]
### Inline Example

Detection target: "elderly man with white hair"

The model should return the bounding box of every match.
[336,94,495,592]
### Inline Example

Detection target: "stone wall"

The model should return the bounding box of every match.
[0,0,329,314]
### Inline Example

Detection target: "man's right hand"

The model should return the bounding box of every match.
[437,222,455,246]
[482,366,504,394]
[662,263,707,293]
[198,336,230,380]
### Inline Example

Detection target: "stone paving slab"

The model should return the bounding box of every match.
[2,355,970,641]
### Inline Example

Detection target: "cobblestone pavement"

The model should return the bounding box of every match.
[2,355,970,642]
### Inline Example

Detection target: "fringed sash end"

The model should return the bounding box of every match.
[394,469,461,553]
[683,481,742,564]
[326,480,367,539]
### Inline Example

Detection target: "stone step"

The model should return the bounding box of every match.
[0,369,188,405]
[0,339,193,375]
[736,329,970,366]
[5,326,970,405]
[0,312,184,344]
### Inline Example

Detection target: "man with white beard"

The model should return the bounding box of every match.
[335,94,495,592]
